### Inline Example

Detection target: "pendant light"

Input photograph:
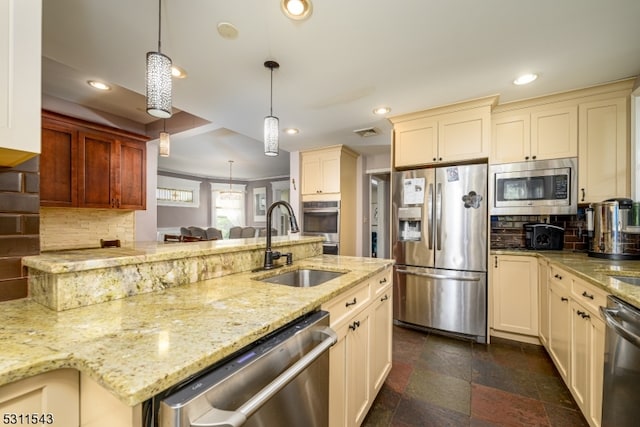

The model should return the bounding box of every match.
[159,120,170,157]
[264,60,280,157]
[220,160,243,200]
[146,0,172,118]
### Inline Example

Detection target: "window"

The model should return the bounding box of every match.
[157,176,201,207]
[211,183,246,238]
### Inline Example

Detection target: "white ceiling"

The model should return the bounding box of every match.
[41,0,640,180]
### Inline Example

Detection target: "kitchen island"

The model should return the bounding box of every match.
[2,236,393,422]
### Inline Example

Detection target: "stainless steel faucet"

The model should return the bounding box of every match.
[264,200,300,270]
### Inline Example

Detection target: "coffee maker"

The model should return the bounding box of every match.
[588,198,640,260]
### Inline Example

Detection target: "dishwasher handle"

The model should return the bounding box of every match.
[600,306,640,348]
[190,326,337,427]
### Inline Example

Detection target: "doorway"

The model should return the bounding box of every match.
[370,173,390,258]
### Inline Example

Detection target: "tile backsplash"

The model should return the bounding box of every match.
[40,208,135,251]
[0,157,40,301]
[491,214,588,251]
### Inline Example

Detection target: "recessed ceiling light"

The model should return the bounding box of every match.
[373,106,391,115]
[171,65,187,79]
[513,73,538,85]
[281,0,313,20]
[284,128,299,135]
[217,22,239,40]
[87,80,111,91]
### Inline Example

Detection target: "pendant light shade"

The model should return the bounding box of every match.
[159,120,170,157]
[220,160,243,200]
[146,0,172,118]
[264,61,280,157]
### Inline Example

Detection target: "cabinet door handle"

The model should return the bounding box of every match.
[345,298,357,307]
[581,188,585,202]
[532,155,537,160]
[379,277,387,284]
[554,274,563,280]
[561,297,569,302]
[494,256,498,268]
[582,291,594,300]
[349,320,360,331]
[525,156,529,160]
[432,157,437,162]
[380,294,389,302]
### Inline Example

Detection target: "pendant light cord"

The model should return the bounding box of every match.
[157,0,162,53]
[269,68,274,116]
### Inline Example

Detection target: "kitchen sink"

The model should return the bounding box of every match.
[609,275,640,286]
[258,268,345,288]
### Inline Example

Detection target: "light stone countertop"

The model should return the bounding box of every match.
[1,254,393,406]
[491,249,640,308]
[22,235,323,273]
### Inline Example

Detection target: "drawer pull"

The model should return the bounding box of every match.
[581,291,594,300]
[561,297,569,302]
[554,274,563,280]
[345,298,357,307]
[379,277,388,284]
[349,320,360,331]
[380,294,389,302]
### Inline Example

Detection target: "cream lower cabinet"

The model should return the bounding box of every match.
[538,258,550,347]
[545,264,607,427]
[323,267,393,427]
[491,255,538,339]
[547,267,571,382]
[0,369,79,427]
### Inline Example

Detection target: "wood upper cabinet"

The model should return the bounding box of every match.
[391,96,496,168]
[578,96,629,203]
[40,117,77,207]
[41,111,148,210]
[0,0,41,167]
[491,104,577,164]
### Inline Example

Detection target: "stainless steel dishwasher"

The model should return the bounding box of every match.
[600,296,640,427]
[157,310,336,427]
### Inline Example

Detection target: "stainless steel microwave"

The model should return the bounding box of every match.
[489,158,577,215]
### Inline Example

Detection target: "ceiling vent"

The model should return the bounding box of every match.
[353,127,379,137]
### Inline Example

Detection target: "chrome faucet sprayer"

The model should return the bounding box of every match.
[264,201,300,270]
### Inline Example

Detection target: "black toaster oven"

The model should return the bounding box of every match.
[524,223,565,250]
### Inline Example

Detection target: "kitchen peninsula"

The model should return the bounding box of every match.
[1,235,394,426]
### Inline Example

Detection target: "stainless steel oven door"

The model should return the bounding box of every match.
[302,201,340,243]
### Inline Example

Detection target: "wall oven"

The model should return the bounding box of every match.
[489,157,577,215]
[302,201,340,254]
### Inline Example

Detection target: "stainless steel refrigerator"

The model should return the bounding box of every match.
[392,163,487,343]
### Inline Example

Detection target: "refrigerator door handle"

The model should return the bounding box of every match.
[395,268,481,282]
[427,183,434,249]
[436,182,442,251]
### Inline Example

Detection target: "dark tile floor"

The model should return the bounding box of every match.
[363,326,589,427]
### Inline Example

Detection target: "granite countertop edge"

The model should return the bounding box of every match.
[0,255,394,407]
[491,249,640,308]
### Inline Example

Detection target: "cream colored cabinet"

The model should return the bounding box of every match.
[491,104,577,164]
[547,267,571,382]
[370,270,393,395]
[538,258,550,347]
[300,145,357,197]
[569,277,607,427]
[80,374,142,427]
[391,96,495,168]
[0,0,41,167]
[491,255,538,338]
[578,97,629,203]
[323,266,393,427]
[0,369,79,427]
[300,144,359,256]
